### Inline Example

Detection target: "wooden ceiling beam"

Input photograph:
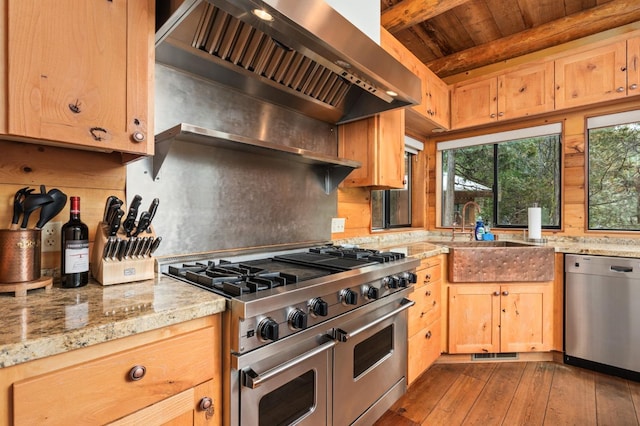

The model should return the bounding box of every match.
[382,0,470,33]
[426,0,640,77]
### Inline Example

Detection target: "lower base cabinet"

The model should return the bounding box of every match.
[407,256,443,385]
[0,315,221,426]
[448,283,553,354]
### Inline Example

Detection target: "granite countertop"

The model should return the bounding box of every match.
[0,275,226,368]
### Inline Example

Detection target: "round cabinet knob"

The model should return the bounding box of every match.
[309,298,328,317]
[502,290,509,296]
[258,317,279,342]
[617,87,625,93]
[340,288,358,305]
[199,396,213,411]
[288,309,308,330]
[498,112,504,117]
[494,291,500,296]
[425,330,432,339]
[366,286,380,300]
[128,365,146,381]
[490,113,496,118]
[630,84,638,90]
[426,290,432,296]
[132,131,146,143]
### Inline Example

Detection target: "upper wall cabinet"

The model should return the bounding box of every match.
[554,40,633,110]
[338,109,405,189]
[451,61,554,129]
[380,28,450,134]
[2,0,154,157]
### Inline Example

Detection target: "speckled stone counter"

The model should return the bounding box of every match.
[0,275,226,368]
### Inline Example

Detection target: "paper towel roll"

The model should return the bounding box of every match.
[528,207,542,240]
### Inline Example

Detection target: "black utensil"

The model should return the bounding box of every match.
[20,193,54,229]
[35,189,68,230]
[102,195,118,222]
[10,187,34,230]
[122,195,142,237]
[145,198,159,231]
[132,211,151,237]
[108,209,125,236]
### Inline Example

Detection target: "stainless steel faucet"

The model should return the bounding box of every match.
[451,201,481,241]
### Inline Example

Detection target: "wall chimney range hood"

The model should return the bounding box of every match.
[155,0,421,124]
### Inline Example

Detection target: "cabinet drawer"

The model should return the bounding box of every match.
[417,261,441,285]
[408,319,441,385]
[409,279,441,336]
[14,327,216,425]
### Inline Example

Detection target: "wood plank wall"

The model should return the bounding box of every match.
[0,140,126,271]
[335,98,640,239]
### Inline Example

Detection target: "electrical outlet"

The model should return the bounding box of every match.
[41,222,62,252]
[331,218,346,233]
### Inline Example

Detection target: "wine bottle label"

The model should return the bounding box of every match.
[64,240,89,274]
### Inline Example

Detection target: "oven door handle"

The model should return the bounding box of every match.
[333,297,415,342]
[243,336,337,389]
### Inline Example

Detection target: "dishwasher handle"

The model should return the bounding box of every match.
[611,265,633,273]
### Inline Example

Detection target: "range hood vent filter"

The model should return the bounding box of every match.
[193,4,351,108]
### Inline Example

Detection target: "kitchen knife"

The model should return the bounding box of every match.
[109,238,122,260]
[102,195,118,222]
[108,209,125,237]
[143,237,154,256]
[144,198,159,232]
[149,236,162,255]
[102,239,112,260]
[132,211,150,237]
[135,237,149,257]
[122,195,142,237]
[125,237,137,259]
[117,239,127,261]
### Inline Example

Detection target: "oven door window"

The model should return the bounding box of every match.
[258,370,315,426]
[353,324,394,378]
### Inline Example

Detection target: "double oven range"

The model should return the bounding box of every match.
[161,244,419,425]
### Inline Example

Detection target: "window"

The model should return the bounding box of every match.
[372,152,413,229]
[372,136,422,230]
[438,124,562,229]
[587,110,640,231]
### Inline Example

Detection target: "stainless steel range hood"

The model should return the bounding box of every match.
[155,0,421,124]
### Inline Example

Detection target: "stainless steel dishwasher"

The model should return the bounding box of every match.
[565,254,640,381]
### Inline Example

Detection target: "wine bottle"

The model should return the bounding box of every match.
[61,196,89,288]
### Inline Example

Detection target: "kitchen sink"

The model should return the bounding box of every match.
[433,240,555,282]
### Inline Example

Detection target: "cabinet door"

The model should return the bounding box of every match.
[628,37,640,96]
[338,109,405,189]
[498,61,555,120]
[448,284,500,354]
[500,284,553,353]
[554,41,627,110]
[7,0,152,155]
[451,77,497,128]
[425,68,450,129]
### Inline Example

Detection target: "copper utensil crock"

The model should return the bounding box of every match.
[0,229,42,283]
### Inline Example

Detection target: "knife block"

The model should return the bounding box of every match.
[90,222,156,286]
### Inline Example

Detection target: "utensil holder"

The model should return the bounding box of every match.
[0,229,52,296]
[90,223,156,286]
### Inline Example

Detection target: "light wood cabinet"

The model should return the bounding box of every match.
[379,28,450,133]
[407,256,442,385]
[451,61,554,129]
[448,282,553,354]
[338,109,405,189]
[555,40,629,109]
[1,316,221,426]
[2,0,154,157]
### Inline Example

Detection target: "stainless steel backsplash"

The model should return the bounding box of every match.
[126,64,341,256]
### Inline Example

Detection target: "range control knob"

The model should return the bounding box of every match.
[397,277,408,288]
[288,309,308,330]
[340,288,358,305]
[365,286,380,300]
[309,298,328,317]
[403,272,418,284]
[257,318,279,342]
[384,276,399,289]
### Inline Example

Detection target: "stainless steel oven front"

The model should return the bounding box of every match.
[229,290,414,425]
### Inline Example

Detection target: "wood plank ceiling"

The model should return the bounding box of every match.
[381,0,640,78]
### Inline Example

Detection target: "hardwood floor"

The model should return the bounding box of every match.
[375,362,640,425]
